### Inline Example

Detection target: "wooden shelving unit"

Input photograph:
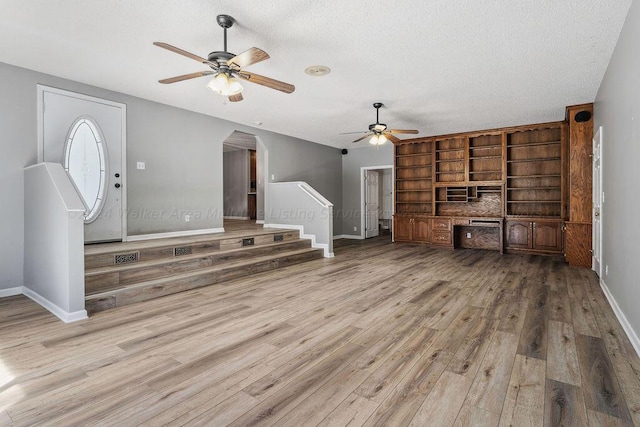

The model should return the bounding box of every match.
[391,109,590,259]
[435,137,465,183]
[469,134,503,182]
[395,141,433,216]
[505,126,564,218]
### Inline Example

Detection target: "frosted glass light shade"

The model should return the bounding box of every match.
[206,73,243,96]
[369,134,388,145]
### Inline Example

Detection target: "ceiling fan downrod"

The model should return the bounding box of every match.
[216,14,235,53]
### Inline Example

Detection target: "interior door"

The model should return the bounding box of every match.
[592,126,602,276]
[365,170,379,238]
[40,87,125,243]
[380,169,393,220]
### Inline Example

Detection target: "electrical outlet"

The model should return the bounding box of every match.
[605,265,609,275]
[136,161,145,170]
[185,215,190,222]
[353,226,357,232]
[466,232,472,239]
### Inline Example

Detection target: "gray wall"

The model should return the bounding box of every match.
[24,163,85,319]
[341,145,394,236]
[594,1,640,340]
[0,61,342,291]
[223,150,249,217]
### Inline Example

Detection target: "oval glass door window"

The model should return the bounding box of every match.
[63,117,108,223]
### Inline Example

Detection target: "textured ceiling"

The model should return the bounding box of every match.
[0,1,632,148]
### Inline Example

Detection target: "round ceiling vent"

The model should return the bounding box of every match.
[304,65,331,76]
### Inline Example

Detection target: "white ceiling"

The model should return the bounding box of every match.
[0,1,632,149]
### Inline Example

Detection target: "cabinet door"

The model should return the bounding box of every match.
[506,221,532,249]
[394,216,413,242]
[533,221,563,252]
[413,217,431,243]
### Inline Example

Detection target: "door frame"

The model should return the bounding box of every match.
[592,125,603,276]
[360,165,393,239]
[37,85,128,241]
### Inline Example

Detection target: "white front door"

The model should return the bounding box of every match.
[365,170,379,238]
[592,126,603,276]
[39,86,126,243]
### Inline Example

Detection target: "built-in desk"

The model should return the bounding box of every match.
[451,217,503,254]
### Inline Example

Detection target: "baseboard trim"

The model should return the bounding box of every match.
[265,223,333,258]
[255,220,265,225]
[600,279,640,358]
[333,234,365,240]
[126,228,225,241]
[0,286,23,298]
[22,287,88,323]
[224,216,250,220]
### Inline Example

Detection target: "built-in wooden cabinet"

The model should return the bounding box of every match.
[564,104,594,267]
[506,219,563,253]
[393,216,430,243]
[393,104,592,263]
[430,217,452,246]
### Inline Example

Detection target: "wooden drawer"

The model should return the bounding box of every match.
[452,218,470,226]
[432,218,452,231]
[431,231,452,246]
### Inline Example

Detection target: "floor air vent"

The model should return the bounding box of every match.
[174,246,193,256]
[114,252,139,265]
[242,238,255,246]
[274,234,284,242]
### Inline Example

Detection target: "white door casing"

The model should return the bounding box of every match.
[365,170,380,238]
[592,126,603,276]
[38,86,127,243]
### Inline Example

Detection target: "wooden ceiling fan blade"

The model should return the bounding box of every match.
[385,134,400,143]
[387,129,419,134]
[238,72,295,94]
[228,93,243,102]
[228,47,270,69]
[153,42,211,64]
[158,71,214,84]
[353,133,373,143]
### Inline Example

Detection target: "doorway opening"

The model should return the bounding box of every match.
[360,165,394,240]
[222,131,265,230]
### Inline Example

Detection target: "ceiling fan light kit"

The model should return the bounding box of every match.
[206,72,243,96]
[369,134,388,145]
[154,14,295,102]
[342,103,419,145]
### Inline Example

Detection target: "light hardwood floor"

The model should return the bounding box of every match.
[1,237,639,426]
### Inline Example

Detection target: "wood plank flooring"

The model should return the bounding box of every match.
[2,236,640,426]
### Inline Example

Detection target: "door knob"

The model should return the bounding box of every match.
[115,183,121,189]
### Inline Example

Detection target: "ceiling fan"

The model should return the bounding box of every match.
[343,103,419,145]
[154,14,295,102]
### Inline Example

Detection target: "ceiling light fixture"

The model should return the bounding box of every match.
[369,134,388,146]
[206,72,243,96]
[304,65,331,76]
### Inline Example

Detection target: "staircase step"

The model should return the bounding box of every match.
[84,229,300,269]
[85,246,324,314]
[85,239,311,294]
